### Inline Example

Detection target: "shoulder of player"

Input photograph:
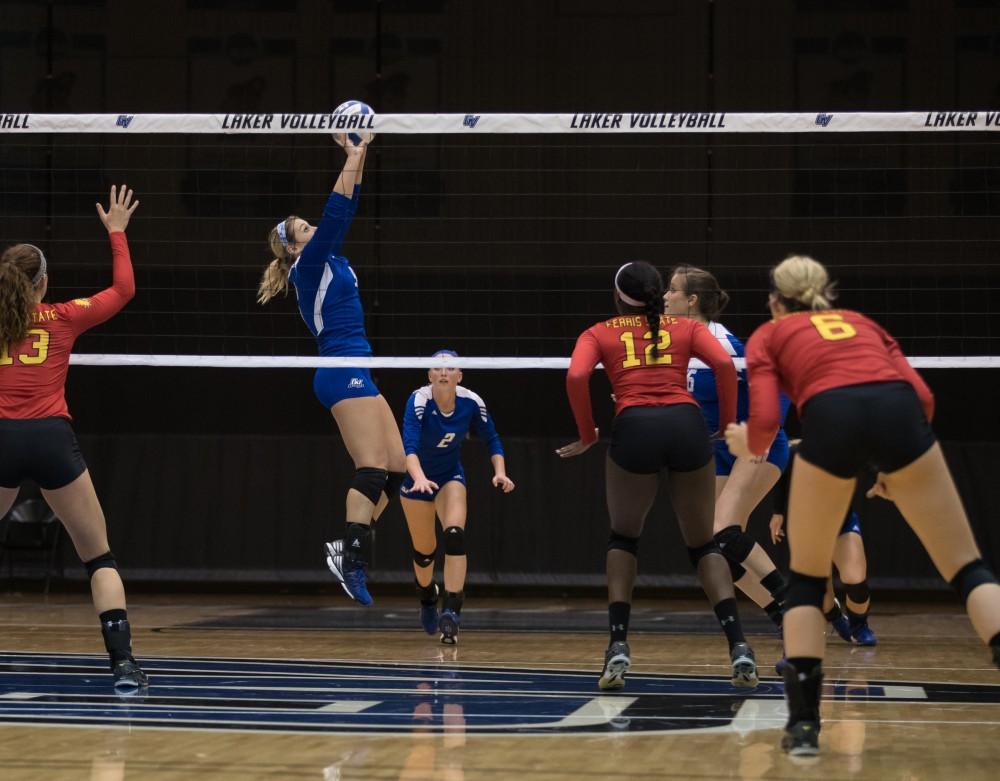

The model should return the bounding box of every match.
[409,385,433,417]
[455,385,487,411]
[46,299,94,319]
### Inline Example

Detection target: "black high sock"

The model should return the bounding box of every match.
[443,590,464,615]
[784,657,823,725]
[761,569,788,602]
[765,600,783,628]
[99,609,133,665]
[416,580,438,606]
[713,598,746,649]
[609,601,631,643]
[846,607,869,628]
[345,522,372,565]
[824,604,843,623]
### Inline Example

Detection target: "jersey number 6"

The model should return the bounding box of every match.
[619,330,673,368]
[810,313,857,342]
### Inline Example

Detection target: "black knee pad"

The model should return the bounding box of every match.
[950,559,997,603]
[413,548,435,568]
[608,530,639,557]
[784,571,829,610]
[727,557,747,581]
[385,471,406,500]
[688,541,722,567]
[351,467,389,505]
[84,551,118,578]
[714,525,755,563]
[844,579,870,605]
[444,526,466,556]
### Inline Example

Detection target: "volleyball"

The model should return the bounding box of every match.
[333,99,375,146]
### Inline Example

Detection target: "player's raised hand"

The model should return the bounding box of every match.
[335,134,368,156]
[492,474,515,493]
[96,184,139,233]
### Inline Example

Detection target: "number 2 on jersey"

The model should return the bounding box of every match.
[810,313,857,342]
[436,432,456,448]
[0,329,50,366]
[620,330,672,368]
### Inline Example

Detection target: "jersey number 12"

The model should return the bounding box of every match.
[620,330,673,368]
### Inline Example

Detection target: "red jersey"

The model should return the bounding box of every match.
[744,309,935,455]
[0,231,135,420]
[567,314,738,445]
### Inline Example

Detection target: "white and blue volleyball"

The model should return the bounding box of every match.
[333,100,375,145]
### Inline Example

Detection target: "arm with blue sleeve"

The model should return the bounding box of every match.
[402,392,435,489]
[469,396,511,486]
[296,144,368,270]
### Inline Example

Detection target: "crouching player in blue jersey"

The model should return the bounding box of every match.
[257,134,405,606]
[771,441,877,645]
[666,266,792,629]
[400,350,515,644]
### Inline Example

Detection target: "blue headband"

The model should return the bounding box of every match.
[275,220,289,250]
[432,349,459,359]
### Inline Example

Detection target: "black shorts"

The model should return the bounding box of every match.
[799,381,936,479]
[0,417,88,490]
[609,404,713,475]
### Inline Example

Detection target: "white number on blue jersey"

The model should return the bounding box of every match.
[436,433,456,448]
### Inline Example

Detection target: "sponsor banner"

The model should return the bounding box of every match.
[3,111,1000,134]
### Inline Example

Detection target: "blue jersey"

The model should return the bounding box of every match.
[288,185,372,358]
[403,385,504,478]
[688,321,790,430]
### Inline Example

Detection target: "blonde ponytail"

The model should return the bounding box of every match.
[257,217,297,305]
[771,255,836,311]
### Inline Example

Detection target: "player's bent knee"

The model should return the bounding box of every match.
[784,571,828,610]
[352,467,389,505]
[714,525,755,563]
[84,551,118,578]
[727,557,746,581]
[444,526,466,557]
[687,540,722,567]
[950,559,997,603]
[413,548,435,568]
[607,530,639,557]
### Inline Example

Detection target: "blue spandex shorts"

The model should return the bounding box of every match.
[313,367,379,409]
[399,465,467,502]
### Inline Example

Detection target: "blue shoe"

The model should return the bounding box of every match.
[420,584,440,635]
[439,609,460,645]
[325,540,373,606]
[830,614,853,644]
[850,622,877,646]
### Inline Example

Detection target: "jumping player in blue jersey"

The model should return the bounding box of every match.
[665,266,791,629]
[400,350,514,644]
[257,134,405,607]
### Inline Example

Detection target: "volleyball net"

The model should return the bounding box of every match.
[2,110,998,369]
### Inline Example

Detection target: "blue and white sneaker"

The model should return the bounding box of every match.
[830,613,853,643]
[439,608,460,645]
[420,584,440,635]
[730,642,759,688]
[325,540,373,606]
[850,621,877,646]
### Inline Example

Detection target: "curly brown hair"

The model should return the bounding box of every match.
[0,244,44,347]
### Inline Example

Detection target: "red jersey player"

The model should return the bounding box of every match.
[557,260,757,692]
[726,254,1000,756]
[0,184,148,692]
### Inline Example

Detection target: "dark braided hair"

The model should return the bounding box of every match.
[615,261,665,358]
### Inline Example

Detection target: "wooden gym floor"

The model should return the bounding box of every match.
[0,592,998,780]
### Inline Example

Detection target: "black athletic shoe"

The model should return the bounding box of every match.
[112,658,149,693]
[598,641,631,690]
[782,720,820,756]
[438,609,460,645]
[730,642,759,688]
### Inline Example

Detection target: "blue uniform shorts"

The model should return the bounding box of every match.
[840,510,863,536]
[714,428,790,475]
[313,367,379,409]
[399,465,467,502]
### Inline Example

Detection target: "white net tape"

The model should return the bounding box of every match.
[3,111,1000,135]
